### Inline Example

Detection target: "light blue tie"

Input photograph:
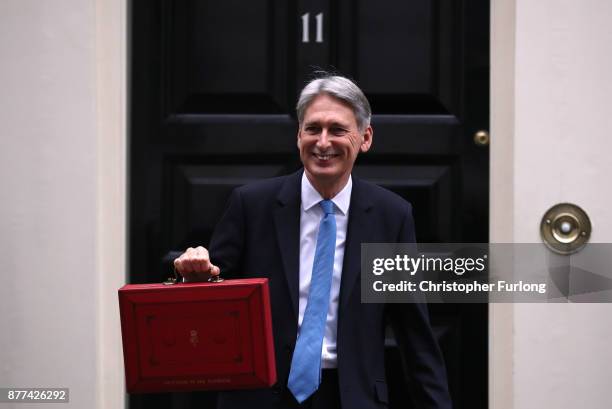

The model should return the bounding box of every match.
[287,199,336,403]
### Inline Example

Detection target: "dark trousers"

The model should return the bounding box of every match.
[281,369,341,409]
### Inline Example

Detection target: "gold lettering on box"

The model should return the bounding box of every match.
[189,330,199,347]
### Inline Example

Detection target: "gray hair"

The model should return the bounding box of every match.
[296,75,372,132]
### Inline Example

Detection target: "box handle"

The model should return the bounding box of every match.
[164,267,224,285]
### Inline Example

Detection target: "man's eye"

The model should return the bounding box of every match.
[305,126,320,134]
[331,127,348,135]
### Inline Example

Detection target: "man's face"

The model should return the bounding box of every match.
[297,93,372,188]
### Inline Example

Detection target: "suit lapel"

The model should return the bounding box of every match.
[339,177,374,309]
[273,170,303,320]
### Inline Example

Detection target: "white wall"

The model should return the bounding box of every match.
[0,1,126,408]
[491,0,612,408]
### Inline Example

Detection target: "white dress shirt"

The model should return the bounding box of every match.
[298,173,352,369]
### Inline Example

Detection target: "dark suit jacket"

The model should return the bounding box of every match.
[210,169,451,409]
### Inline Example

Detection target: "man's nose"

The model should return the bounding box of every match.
[316,129,331,148]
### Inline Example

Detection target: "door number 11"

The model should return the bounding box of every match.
[301,12,324,43]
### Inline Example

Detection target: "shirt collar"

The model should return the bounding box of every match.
[301,172,352,216]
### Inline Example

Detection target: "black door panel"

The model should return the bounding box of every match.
[130,1,489,408]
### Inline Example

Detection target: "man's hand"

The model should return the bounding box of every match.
[173,246,220,282]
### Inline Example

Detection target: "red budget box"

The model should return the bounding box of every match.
[118,278,276,393]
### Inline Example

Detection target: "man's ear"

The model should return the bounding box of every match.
[296,128,302,149]
[360,125,373,153]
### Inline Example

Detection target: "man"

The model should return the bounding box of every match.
[174,75,451,409]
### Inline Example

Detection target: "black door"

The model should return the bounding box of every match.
[129,1,489,408]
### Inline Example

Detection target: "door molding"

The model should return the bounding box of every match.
[96,0,127,408]
[490,0,516,408]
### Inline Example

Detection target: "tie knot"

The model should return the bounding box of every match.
[320,200,334,215]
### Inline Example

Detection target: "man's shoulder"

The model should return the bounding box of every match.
[231,171,412,213]
[354,176,413,213]
[234,170,301,200]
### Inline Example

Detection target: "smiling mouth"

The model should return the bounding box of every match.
[313,152,339,161]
